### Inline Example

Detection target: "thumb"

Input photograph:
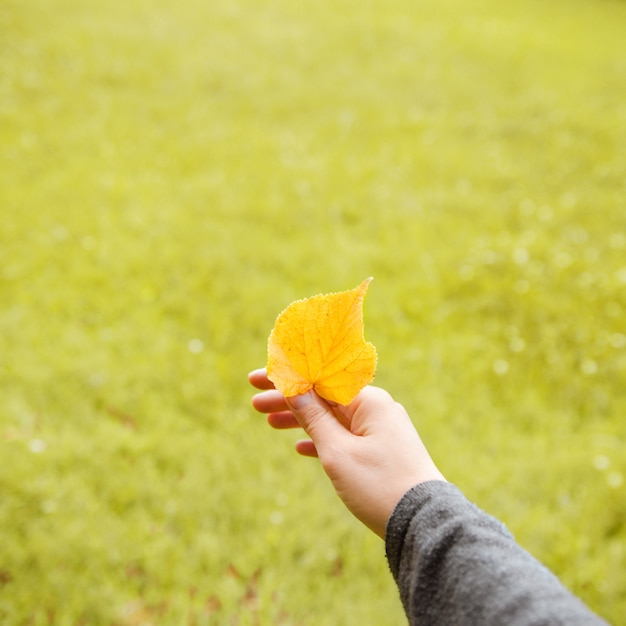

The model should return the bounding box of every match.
[286,390,348,446]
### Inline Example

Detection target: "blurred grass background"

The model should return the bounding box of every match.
[1,0,625,623]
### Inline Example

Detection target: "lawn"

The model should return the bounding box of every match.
[0,0,625,624]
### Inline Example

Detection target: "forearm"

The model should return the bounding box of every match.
[385,481,608,626]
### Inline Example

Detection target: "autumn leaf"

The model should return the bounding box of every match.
[267,278,377,405]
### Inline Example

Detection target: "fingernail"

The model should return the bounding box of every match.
[286,391,314,411]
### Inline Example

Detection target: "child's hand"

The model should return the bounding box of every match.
[249,368,445,538]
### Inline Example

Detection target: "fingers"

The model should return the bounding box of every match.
[267,411,301,429]
[250,370,343,455]
[252,389,288,413]
[295,439,319,458]
[252,381,302,429]
[248,368,275,390]
[285,391,349,447]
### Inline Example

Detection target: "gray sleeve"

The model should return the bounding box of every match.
[385,481,609,626]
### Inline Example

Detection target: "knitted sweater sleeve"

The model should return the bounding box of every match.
[385,481,609,626]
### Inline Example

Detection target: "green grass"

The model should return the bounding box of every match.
[1,0,625,623]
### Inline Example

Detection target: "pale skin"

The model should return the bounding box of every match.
[249,368,446,538]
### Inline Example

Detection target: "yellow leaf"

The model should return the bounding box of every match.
[267,278,377,405]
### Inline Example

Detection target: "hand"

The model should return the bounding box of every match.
[249,368,446,538]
